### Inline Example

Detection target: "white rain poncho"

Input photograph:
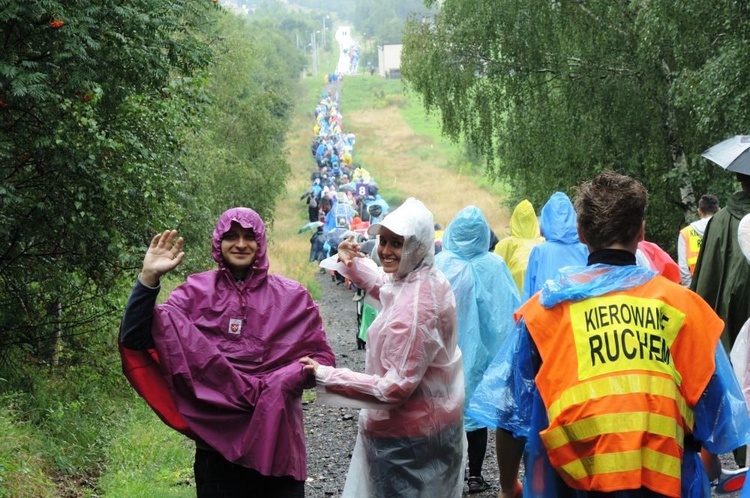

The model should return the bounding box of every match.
[319,198,466,498]
[434,206,520,431]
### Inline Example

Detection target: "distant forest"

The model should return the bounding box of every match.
[283,0,433,43]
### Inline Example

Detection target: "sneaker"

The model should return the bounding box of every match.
[467,476,489,494]
[713,467,747,494]
[352,292,365,301]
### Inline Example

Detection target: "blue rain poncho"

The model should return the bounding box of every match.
[468,263,750,497]
[522,192,589,302]
[435,206,520,431]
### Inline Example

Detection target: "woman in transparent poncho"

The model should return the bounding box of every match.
[300,197,466,498]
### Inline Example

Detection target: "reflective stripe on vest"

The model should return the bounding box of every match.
[520,277,722,498]
[679,225,701,274]
[540,374,689,496]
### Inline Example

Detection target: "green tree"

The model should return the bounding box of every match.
[0,1,214,374]
[354,0,432,44]
[402,0,750,250]
[176,14,306,273]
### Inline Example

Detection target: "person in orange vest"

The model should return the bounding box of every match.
[467,171,750,498]
[677,194,720,287]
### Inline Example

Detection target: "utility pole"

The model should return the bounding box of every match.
[322,17,326,50]
[312,31,319,74]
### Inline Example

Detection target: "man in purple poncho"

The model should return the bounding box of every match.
[120,207,335,497]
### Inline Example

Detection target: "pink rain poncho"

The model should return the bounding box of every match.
[124,208,335,481]
[319,198,466,498]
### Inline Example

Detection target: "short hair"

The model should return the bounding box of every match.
[738,173,750,192]
[574,171,647,251]
[698,194,719,215]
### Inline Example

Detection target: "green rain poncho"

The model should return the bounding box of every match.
[691,190,750,351]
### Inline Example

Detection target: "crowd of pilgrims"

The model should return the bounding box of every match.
[299,81,706,355]
[298,70,750,496]
[301,88,391,274]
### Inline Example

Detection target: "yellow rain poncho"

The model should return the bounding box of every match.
[494,199,544,293]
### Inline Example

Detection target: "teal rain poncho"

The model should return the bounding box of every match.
[435,206,520,431]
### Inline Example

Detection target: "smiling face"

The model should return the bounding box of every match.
[377,227,404,274]
[221,222,258,279]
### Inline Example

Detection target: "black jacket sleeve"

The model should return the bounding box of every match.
[120,279,160,350]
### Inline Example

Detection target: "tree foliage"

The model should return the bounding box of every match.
[402,0,750,250]
[177,14,307,273]
[0,0,214,372]
[354,0,432,43]
[0,1,303,378]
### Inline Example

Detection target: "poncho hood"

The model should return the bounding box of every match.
[540,192,579,244]
[540,264,656,308]
[368,197,435,278]
[726,191,750,220]
[212,207,269,283]
[510,199,541,239]
[442,206,490,259]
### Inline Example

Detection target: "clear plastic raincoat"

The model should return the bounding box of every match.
[434,206,520,431]
[319,198,466,498]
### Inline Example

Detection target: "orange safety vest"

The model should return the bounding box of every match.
[518,276,723,497]
[679,225,702,275]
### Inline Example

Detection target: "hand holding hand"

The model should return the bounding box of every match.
[337,235,363,266]
[139,229,184,287]
[299,356,320,375]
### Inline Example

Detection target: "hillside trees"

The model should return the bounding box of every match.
[176,14,306,274]
[0,1,304,381]
[354,0,432,43]
[0,0,214,377]
[402,0,750,249]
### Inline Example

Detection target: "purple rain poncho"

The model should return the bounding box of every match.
[151,207,335,480]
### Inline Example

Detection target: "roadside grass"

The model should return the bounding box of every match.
[0,397,56,498]
[96,403,194,498]
[266,77,328,298]
[339,77,405,113]
[264,46,343,297]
